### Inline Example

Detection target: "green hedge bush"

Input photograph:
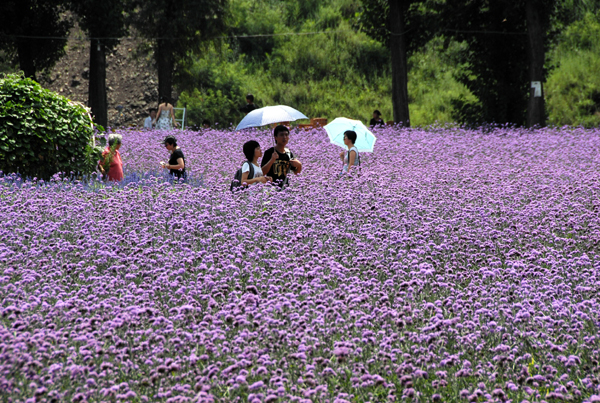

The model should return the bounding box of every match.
[0,73,101,179]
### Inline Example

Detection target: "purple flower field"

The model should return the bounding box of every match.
[2,126,600,403]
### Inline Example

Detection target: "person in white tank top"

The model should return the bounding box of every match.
[339,130,360,175]
[241,140,273,185]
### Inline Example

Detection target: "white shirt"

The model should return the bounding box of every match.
[144,116,153,129]
[242,162,263,180]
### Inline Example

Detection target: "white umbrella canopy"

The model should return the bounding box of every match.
[324,117,377,152]
[235,105,309,130]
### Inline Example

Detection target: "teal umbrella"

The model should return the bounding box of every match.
[324,117,377,152]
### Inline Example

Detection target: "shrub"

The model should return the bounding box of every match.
[0,72,101,179]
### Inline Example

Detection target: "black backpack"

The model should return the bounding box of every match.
[230,161,255,192]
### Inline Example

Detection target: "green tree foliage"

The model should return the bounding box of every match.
[0,0,72,80]
[546,12,600,127]
[174,0,596,128]
[0,73,100,179]
[176,0,475,127]
[429,0,559,126]
[556,0,600,25]
[175,45,248,128]
[408,37,477,125]
[432,1,525,125]
[176,0,397,126]
[131,0,229,101]
[356,0,432,51]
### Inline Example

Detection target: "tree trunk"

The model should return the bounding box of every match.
[157,40,174,102]
[525,0,546,127]
[17,39,37,80]
[389,0,410,126]
[88,39,108,128]
[15,0,36,80]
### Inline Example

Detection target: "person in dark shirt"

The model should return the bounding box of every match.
[160,135,186,180]
[261,125,303,188]
[369,109,385,127]
[239,93,258,114]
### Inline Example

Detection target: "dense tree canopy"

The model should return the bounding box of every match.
[131,0,229,101]
[427,0,557,126]
[0,0,72,80]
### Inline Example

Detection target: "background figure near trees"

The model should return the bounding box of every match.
[369,110,385,127]
[99,134,124,182]
[154,97,178,130]
[144,108,157,129]
[239,94,258,115]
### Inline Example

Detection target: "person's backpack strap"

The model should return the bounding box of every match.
[248,161,255,180]
[285,148,299,174]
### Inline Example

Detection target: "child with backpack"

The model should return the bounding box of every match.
[231,140,273,191]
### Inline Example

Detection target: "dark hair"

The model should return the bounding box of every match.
[344,130,357,144]
[246,94,254,102]
[243,140,260,161]
[163,135,177,146]
[373,110,381,116]
[160,96,170,105]
[274,125,289,137]
[202,119,210,126]
[149,108,157,113]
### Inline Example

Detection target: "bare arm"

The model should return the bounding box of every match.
[170,105,178,126]
[347,150,356,174]
[289,158,302,174]
[164,157,185,170]
[261,152,278,175]
[242,171,267,184]
[153,105,162,124]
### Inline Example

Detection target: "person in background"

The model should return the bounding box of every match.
[160,135,186,180]
[202,119,211,129]
[369,110,385,127]
[339,130,360,175]
[99,133,124,181]
[240,140,272,185]
[261,125,302,188]
[154,97,178,130]
[239,94,258,115]
[144,108,157,129]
